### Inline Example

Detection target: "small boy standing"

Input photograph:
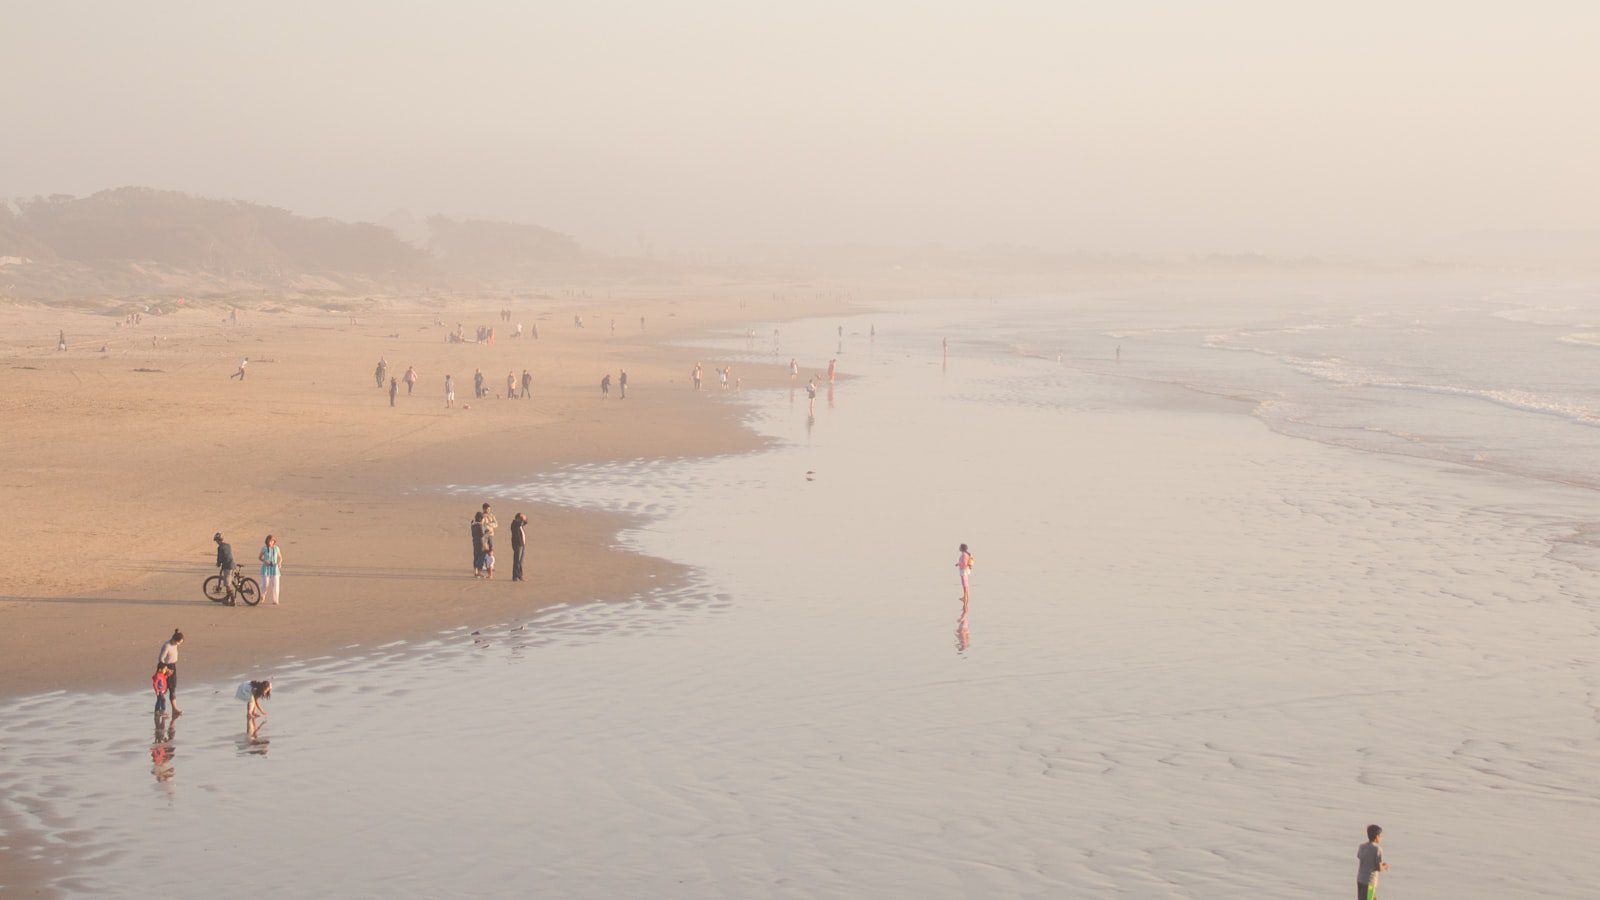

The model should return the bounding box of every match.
[153,665,171,714]
[1357,824,1389,899]
[483,534,496,580]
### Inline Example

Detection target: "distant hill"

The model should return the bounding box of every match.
[0,188,433,301]
[426,215,586,282]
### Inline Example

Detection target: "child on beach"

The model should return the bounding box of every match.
[1357,824,1389,899]
[237,679,271,724]
[153,664,171,714]
[957,543,975,606]
[483,543,496,579]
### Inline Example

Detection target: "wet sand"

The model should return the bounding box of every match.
[0,288,844,699]
[7,285,1600,896]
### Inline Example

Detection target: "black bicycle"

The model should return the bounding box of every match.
[203,566,261,606]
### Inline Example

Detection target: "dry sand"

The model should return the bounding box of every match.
[0,288,845,699]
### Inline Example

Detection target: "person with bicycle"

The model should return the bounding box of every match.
[214,532,236,605]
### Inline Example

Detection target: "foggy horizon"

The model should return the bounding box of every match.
[5,1,1598,259]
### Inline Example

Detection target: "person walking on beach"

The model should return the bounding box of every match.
[389,376,399,407]
[805,378,817,412]
[692,362,703,390]
[258,535,282,605]
[1357,825,1389,899]
[153,664,172,714]
[404,365,418,395]
[520,369,531,399]
[719,366,729,390]
[957,543,975,607]
[506,371,516,399]
[510,512,529,582]
[231,357,248,380]
[789,358,798,380]
[601,373,611,397]
[619,370,627,400]
[375,358,387,388]
[473,368,485,399]
[445,374,456,408]
[58,329,68,352]
[214,532,237,605]
[237,679,271,726]
[156,630,184,716]
[471,511,487,577]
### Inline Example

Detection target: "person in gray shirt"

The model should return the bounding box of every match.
[1357,824,1388,899]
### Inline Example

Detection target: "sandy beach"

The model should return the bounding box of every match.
[0,287,849,699]
[7,285,1600,897]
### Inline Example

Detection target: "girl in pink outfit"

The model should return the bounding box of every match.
[957,543,974,606]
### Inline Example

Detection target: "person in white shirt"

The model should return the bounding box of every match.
[156,630,184,716]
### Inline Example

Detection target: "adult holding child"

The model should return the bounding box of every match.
[259,534,283,605]
[156,630,184,716]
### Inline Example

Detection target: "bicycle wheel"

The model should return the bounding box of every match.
[203,575,229,602]
[237,577,262,607]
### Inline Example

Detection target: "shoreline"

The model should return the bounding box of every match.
[0,287,858,700]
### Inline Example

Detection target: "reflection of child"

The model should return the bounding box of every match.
[153,665,171,714]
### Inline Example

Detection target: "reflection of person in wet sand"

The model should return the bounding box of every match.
[955,608,970,653]
[238,679,272,726]
[151,719,175,783]
[957,543,974,607]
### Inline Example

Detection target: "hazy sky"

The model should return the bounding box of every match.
[4,1,1598,256]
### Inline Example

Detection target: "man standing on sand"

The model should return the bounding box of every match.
[510,512,529,581]
[506,371,516,399]
[404,365,418,395]
[520,369,532,399]
[1357,825,1389,899]
[619,370,627,400]
[231,357,248,380]
[474,368,485,399]
[481,503,498,539]
[214,532,236,605]
[444,374,456,408]
[601,373,611,397]
[389,376,399,407]
[471,512,487,577]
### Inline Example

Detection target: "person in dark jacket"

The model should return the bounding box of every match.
[510,513,529,582]
[471,512,487,578]
[214,532,236,605]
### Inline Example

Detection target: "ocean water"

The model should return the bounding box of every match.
[4,281,1600,897]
